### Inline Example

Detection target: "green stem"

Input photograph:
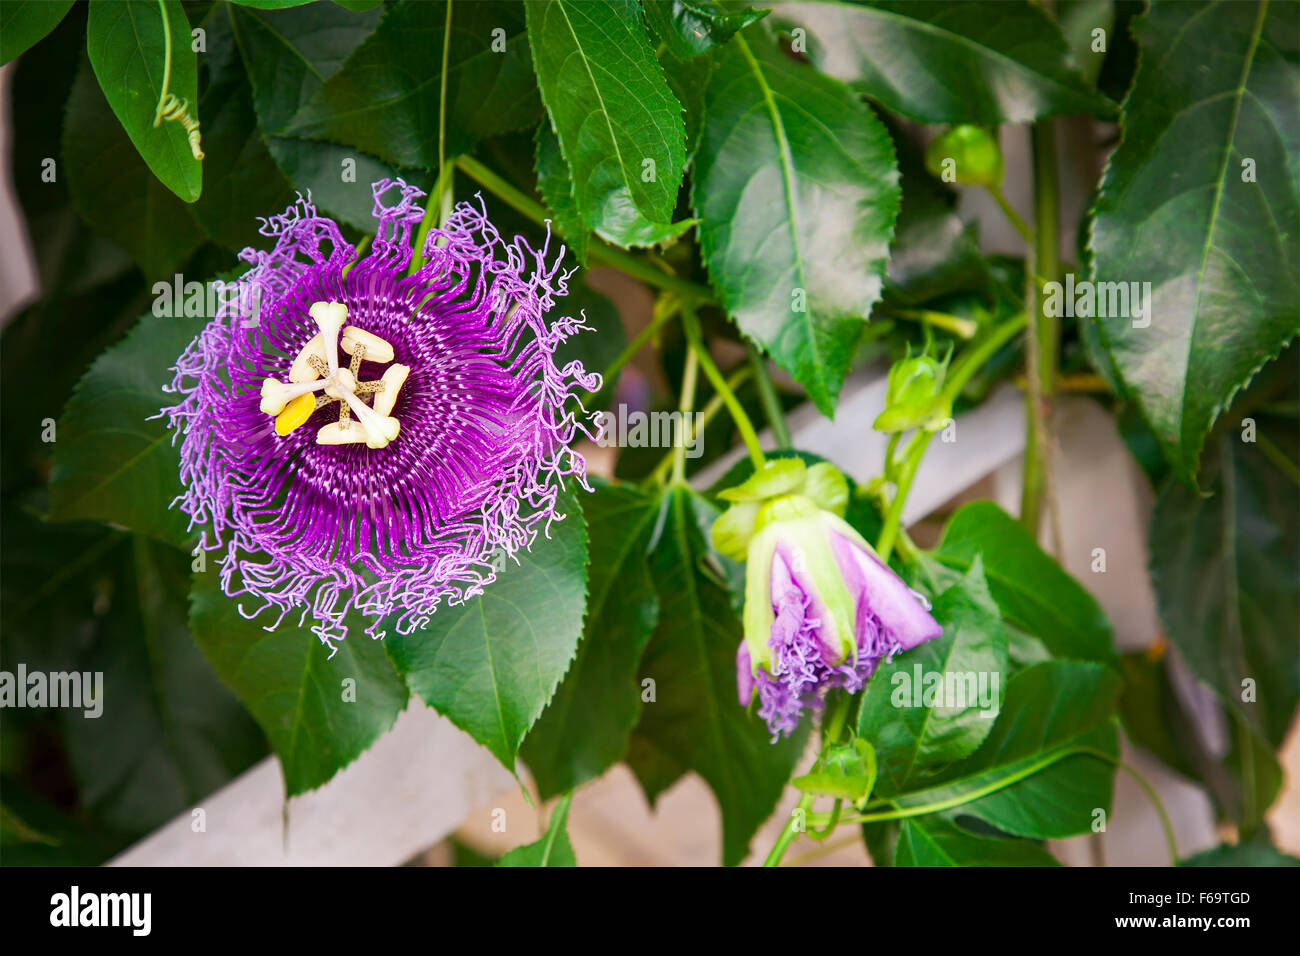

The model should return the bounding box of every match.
[683,306,766,470]
[748,343,792,448]
[153,0,173,127]
[985,183,1035,245]
[1256,432,1300,488]
[831,746,1102,825]
[454,155,713,302]
[599,298,681,391]
[409,4,455,276]
[671,347,700,485]
[1074,747,1180,866]
[942,312,1029,402]
[1021,121,1060,539]
[764,793,814,866]
[876,430,932,563]
[650,366,751,485]
[887,308,979,340]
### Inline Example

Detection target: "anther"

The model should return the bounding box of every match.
[341,326,395,364]
[289,334,327,383]
[371,364,410,416]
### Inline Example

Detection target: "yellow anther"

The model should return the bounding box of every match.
[370,364,410,416]
[289,333,326,383]
[275,392,317,435]
[341,326,395,364]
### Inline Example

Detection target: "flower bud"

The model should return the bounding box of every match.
[734,499,941,739]
[872,350,952,433]
[925,125,1004,187]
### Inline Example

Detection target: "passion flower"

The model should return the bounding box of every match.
[713,460,942,739]
[161,179,600,649]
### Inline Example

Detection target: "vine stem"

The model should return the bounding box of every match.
[598,297,682,392]
[153,0,173,126]
[748,343,792,448]
[454,155,714,303]
[876,430,931,563]
[671,347,700,485]
[409,1,455,276]
[985,183,1035,245]
[1021,121,1061,547]
[682,305,766,470]
[885,308,979,339]
[650,366,752,485]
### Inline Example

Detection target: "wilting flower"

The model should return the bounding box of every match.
[712,459,941,739]
[161,179,599,649]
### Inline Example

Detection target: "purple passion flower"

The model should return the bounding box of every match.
[160,180,599,650]
[712,459,942,739]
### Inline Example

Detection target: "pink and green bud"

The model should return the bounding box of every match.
[712,462,942,739]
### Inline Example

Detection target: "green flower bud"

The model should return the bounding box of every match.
[873,350,953,433]
[925,125,1004,187]
[792,738,877,803]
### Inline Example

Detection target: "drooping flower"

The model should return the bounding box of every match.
[161,179,600,649]
[713,459,942,739]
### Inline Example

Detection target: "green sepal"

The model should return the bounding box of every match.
[718,457,806,502]
[711,501,760,562]
[802,462,849,517]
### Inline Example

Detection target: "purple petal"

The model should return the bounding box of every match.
[830,532,942,652]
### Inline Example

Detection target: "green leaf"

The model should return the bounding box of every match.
[86,0,202,202]
[1150,426,1299,751]
[886,660,1120,840]
[62,537,265,834]
[63,59,204,279]
[1089,0,1300,484]
[643,0,770,61]
[189,565,409,797]
[386,493,589,771]
[226,0,410,232]
[1183,838,1300,867]
[535,120,694,256]
[535,122,590,266]
[0,0,75,65]
[286,0,540,169]
[627,486,806,866]
[692,27,900,416]
[893,815,1059,866]
[857,558,1009,797]
[927,501,1117,663]
[186,3,294,251]
[525,0,686,230]
[48,313,208,547]
[521,484,659,799]
[772,0,1115,124]
[497,793,577,866]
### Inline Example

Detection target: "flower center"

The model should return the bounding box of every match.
[257,301,410,450]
